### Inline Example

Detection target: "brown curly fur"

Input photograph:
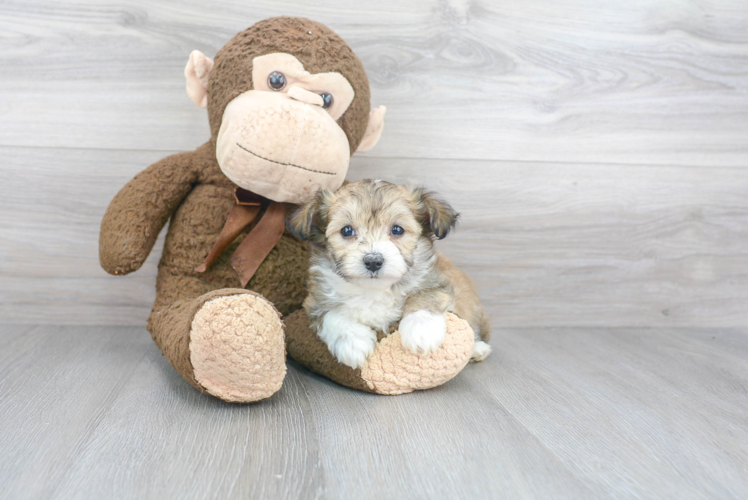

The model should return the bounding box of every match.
[207,17,371,153]
[99,18,371,398]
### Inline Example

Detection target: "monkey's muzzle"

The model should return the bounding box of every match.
[216,90,351,204]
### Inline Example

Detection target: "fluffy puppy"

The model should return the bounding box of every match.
[288,179,491,369]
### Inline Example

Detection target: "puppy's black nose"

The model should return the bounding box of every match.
[363,253,384,272]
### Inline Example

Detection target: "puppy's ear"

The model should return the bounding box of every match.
[412,188,459,240]
[287,190,333,242]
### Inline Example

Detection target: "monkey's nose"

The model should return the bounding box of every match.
[288,86,324,107]
[363,253,384,273]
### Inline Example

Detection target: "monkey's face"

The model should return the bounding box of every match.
[215,53,355,204]
[184,18,386,206]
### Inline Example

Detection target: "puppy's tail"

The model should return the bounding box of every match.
[474,307,491,342]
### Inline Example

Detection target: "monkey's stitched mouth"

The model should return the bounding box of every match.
[236,143,336,176]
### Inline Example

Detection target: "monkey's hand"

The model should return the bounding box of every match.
[99,149,200,275]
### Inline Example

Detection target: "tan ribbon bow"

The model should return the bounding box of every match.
[195,187,286,287]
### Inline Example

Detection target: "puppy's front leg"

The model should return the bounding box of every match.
[399,289,452,355]
[318,310,377,369]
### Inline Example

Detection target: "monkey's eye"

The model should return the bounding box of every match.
[267,71,286,91]
[341,225,355,238]
[391,225,405,236]
[320,93,333,109]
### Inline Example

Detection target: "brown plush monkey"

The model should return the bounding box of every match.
[100,17,474,402]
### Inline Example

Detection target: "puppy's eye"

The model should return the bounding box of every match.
[341,225,355,238]
[320,93,333,109]
[267,71,286,91]
[391,225,405,236]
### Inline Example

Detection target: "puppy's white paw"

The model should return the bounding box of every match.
[471,340,492,362]
[330,331,376,369]
[399,310,447,355]
[318,312,377,369]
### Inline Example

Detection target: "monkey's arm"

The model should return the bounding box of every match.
[99,151,200,275]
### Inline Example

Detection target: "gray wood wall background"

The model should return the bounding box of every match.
[1,0,747,328]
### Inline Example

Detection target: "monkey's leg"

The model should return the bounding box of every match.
[148,288,286,403]
[285,310,474,395]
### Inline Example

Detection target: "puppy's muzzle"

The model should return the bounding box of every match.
[363,253,384,273]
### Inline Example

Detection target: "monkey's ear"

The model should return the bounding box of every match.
[287,191,333,242]
[356,106,387,152]
[184,50,214,108]
[413,188,460,240]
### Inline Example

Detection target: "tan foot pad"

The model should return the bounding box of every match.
[361,313,475,395]
[285,311,474,395]
[190,294,286,402]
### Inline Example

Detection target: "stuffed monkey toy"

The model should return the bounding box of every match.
[100,17,475,403]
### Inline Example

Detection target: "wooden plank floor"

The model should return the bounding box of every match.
[1,325,746,499]
[2,2,748,499]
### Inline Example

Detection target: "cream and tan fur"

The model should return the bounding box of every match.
[289,180,491,369]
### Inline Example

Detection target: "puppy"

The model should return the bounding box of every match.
[288,179,491,369]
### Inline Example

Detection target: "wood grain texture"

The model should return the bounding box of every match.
[0,325,746,499]
[1,0,748,165]
[1,2,748,325]
[3,3,748,498]
[2,146,747,327]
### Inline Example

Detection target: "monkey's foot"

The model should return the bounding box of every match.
[189,293,286,402]
[362,313,474,395]
[285,311,474,395]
